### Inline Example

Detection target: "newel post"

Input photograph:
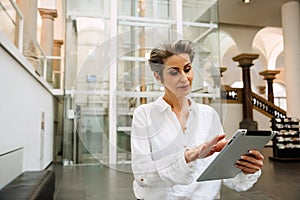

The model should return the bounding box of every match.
[232,53,259,130]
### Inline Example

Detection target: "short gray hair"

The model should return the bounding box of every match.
[148,40,195,81]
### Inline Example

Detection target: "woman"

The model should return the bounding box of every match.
[131,40,264,200]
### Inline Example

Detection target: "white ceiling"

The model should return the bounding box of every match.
[218,0,298,27]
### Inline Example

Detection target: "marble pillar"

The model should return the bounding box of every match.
[259,70,281,103]
[39,8,58,83]
[281,1,300,119]
[233,53,259,130]
[16,0,40,72]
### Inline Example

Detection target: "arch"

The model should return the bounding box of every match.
[219,30,236,60]
[252,27,284,70]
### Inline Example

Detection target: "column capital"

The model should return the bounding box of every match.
[232,53,259,67]
[220,66,227,77]
[54,39,64,46]
[38,8,58,20]
[259,69,281,80]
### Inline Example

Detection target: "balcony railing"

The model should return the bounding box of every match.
[0,1,64,90]
[0,0,23,52]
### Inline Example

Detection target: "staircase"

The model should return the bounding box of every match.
[223,85,286,119]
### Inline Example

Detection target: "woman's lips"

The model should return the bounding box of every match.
[178,84,190,90]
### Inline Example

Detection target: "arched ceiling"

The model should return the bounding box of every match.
[218,0,296,27]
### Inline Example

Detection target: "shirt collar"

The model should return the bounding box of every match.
[156,96,196,113]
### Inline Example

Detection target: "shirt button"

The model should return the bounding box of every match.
[140,178,144,182]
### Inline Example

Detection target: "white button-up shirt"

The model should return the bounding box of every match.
[131,97,261,200]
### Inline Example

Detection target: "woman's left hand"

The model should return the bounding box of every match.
[235,150,264,174]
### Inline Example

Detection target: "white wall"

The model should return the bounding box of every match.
[0,33,56,173]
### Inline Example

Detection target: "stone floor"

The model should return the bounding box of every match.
[51,147,300,200]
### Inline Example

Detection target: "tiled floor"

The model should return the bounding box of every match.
[51,147,300,200]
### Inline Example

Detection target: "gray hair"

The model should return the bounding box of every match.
[148,40,195,81]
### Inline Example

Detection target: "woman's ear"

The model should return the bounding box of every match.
[154,72,162,83]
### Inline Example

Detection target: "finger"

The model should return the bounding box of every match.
[248,150,264,160]
[217,134,226,141]
[236,158,262,174]
[212,140,228,152]
[240,155,264,168]
[236,158,263,172]
[235,164,259,174]
[206,134,226,148]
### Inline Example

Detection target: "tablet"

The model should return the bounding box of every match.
[197,129,276,182]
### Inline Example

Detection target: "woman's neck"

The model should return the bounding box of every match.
[163,92,190,132]
[162,92,189,111]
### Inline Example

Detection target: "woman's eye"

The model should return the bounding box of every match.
[169,70,179,76]
[184,67,191,73]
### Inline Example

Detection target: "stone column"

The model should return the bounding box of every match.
[281,1,300,119]
[16,0,40,72]
[53,39,63,88]
[39,8,58,83]
[259,70,281,103]
[233,53,259,130]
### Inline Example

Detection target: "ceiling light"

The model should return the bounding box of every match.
[242,0,252,3]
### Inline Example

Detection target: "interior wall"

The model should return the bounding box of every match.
[0,36,56,172]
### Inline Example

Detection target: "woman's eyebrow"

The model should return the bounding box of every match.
[166,66,179,71]
[183,63,191,68]
[166,63,191,71]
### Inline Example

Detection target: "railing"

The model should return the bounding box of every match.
[223,85,287,119]
[0,0,24,52]
[36,43,64,89]
[222,85,242,103]
[252,92,286,119]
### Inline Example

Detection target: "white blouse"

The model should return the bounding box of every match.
[131,97,261,200]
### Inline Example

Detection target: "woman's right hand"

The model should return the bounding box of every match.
[184,134,228,163]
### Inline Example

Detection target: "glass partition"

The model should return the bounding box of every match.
[118,0,172,19]
[63,0,220,168]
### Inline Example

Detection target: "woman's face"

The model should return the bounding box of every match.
[161,53,194,98]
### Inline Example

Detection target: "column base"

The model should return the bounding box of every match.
[239,119,258,130]
[25,55,42,75]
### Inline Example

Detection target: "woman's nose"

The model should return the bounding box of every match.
[180,71,188,81]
